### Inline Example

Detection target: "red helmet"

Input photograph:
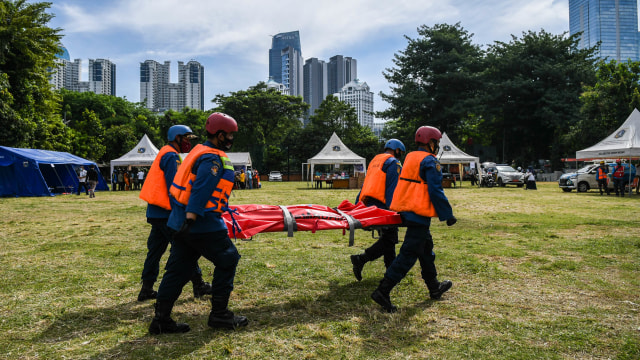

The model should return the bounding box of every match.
[616,159,621,164]
[415,126,442,145]
[206,112,238,135]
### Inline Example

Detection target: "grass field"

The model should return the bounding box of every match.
[0,181,639,359]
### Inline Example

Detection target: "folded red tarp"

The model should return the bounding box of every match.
[221,200,402,245]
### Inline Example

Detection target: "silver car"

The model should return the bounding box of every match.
[495,165,525,187]
[268,171,282,181]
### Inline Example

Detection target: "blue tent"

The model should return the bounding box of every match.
[0,146,108,197]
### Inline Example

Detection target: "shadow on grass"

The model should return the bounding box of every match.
[34,279,442,358]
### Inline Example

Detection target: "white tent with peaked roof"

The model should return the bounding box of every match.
[437,132,480,187]
[110,134,160,176]
[306,132,366,181]
[438,132,480,165]
[576,108,640,159]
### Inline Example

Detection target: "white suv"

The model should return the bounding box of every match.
[495,165,525,187]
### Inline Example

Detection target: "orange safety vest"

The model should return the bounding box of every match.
[389,151,437,218]
[360,153,394,204]
[596,166,608,181]
[139,145,180,210]
[170,144,235,213]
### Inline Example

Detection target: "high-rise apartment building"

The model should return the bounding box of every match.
[335,79,374,129]
[49,47,116,96]
[88,59,116,96]
[181,61,204,111]
[269,31,303,97]
[569,0,640,62]
[140,60,204,112]
[328,55,357,95]
[303,57,328,122]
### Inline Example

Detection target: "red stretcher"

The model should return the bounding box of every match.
[221,200,402,246]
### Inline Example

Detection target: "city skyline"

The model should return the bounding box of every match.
[44,0,574,119]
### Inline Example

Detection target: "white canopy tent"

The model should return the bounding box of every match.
[110,134,160,176]
[576,109,640,160]
[576,108,640,193]
[306,132,366,181]
[227,152,252,170]
[438,132,480,186]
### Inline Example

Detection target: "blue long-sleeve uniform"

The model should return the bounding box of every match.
[167,141,228,233]
[400,149,454,225]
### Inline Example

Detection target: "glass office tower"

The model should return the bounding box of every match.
[569,0,640,62]
[269,31,301,84]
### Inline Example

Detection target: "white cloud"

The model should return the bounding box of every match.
[48,0,571,110]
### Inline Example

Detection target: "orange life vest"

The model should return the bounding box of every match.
[360,153,394,204]
[389,151,438,218]
[170,144,235,213]
[596,166,608,181]
[139,145,180,210]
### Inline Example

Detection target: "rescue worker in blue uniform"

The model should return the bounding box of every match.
[612,159,626,197]
[596,161,609,196]
[371,126,457,313]
[350,139,405,281]
[149,113,248,334]
[137,125,212,302]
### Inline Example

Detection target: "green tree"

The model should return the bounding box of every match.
[483,30,597,168]
[378,23,485,148]
[212,82,308,171]
[68,109,106,161]
[103,125,137,161]
[568,59,640,151]
[157,108,207,145]
[58,89,161,161]
[0,0,64,148]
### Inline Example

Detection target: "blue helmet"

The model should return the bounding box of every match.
[167,125,193,141]
[384,139,406,152]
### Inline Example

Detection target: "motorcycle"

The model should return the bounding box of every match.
[480,171,495,188]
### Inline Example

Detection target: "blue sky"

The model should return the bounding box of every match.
[44,0,571,117]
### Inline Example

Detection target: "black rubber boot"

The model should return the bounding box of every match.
[192,273,213,298]
[371,277,397,313]
[427,279,452,300]
[137,280,157,302]
[148,301,190,334]
[350,253,368,281]
[208,295,248,330]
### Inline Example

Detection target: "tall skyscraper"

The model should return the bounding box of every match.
[569,0,640,62]
[180,61,204,111]
[303,57,328,122]
[269,31,303,97]
[49,47,116,96]
[335,79,374,129]
[140,60,204,112]
[88,59,116,96]
[328,55,357,95]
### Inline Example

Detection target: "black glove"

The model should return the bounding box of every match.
[446,217,457,226]
[173,218,194,242]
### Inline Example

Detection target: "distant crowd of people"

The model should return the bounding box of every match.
[234,168,260,189]
[111,168,147,191]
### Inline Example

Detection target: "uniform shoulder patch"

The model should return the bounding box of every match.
[436,164,441,172]
[211,160,221,177]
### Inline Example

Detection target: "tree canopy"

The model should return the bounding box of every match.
[0,0,65,148]
[378,23,485,149]
[567,60,640,152]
